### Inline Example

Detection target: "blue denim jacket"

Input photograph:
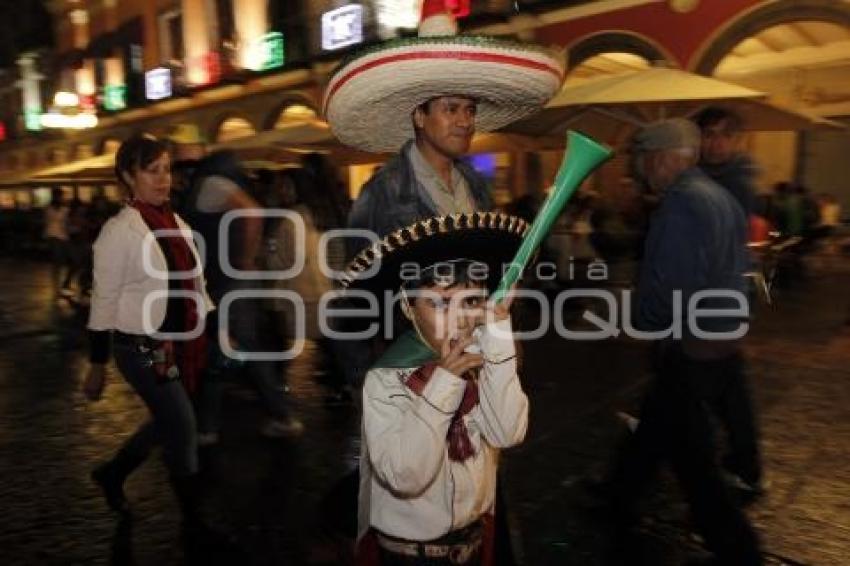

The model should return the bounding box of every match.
[636,167,749,338]
[347,140,491,242]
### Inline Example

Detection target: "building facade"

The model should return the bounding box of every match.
[0,0,848,210]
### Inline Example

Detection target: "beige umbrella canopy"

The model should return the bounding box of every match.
[503,67,842,138]
[211,119,336,154]
[28,152,117,182]
[212,119,380,166]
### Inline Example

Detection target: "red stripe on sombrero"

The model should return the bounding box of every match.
[324,49,563,114]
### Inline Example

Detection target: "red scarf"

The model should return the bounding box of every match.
[406,362,479,462]
[131,200,207,393]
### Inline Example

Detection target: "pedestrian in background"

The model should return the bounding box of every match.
[62,198,88,298]
[182,150,303,440]
[262,168,345,403]
[696,106,758,218]
[78,193,117,300]
[165,124,208,216]
[82,134,223,545]
[609,119,763,565]
[43,187,71,297]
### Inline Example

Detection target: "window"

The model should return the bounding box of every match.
[212,0,236,49]
[269,0,309,66]
[159,8,184,63]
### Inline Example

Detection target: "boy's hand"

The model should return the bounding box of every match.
[439,333,483,378]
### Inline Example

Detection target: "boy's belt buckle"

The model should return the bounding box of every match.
[447,542,476,564]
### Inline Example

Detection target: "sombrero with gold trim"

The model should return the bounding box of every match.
[341,211,528,294]
[323,0,565,153]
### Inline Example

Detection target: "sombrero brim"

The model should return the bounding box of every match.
[324,36,565,153]
[341,212,528,294]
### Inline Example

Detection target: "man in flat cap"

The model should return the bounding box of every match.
[609,118,763,564]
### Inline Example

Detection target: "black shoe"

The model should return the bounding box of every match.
[724,472,769,505]
[92,463,130,514]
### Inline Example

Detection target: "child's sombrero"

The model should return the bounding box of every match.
[341,211,528,294]
[323,0,565,153]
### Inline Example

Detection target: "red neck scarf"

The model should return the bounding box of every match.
[131,200,207,393]
[406,362,479,462]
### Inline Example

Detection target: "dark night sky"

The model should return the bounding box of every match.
[0,0,54,68]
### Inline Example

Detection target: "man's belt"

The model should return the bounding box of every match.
[376,523,482,564]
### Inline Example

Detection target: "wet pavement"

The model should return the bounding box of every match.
[0,248,848,565]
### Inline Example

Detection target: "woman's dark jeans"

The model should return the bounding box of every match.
[113,341,199,477]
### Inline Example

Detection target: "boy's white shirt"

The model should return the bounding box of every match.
[358,318,528,542]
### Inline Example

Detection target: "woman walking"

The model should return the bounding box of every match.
[82,134,219,541]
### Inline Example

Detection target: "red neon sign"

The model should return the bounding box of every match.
[187,52,222,86]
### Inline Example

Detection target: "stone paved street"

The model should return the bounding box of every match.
[0,251,848,565]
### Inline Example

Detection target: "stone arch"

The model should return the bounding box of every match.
[263,93,321,131]
[566,30,676,71]
[209,113,258,143]
[691,0,850,74]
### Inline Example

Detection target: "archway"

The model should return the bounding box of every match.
[214,116,256,143]
[271,103,318,129]
[550,33,676,212]
[693,0,850,75]
[264,94,321,130]
[566,31,674,80]
[693,2,850,201]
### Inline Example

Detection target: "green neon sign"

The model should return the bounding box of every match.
[103,84,127,111]
[247,32,285,71]
[24,108,42,131]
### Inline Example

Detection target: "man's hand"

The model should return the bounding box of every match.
[83,364,107,401]
[438,332,483,378]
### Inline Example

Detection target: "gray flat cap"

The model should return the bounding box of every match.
[633,118,701,152]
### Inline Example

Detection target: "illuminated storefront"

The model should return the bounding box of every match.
[0,0,847,211]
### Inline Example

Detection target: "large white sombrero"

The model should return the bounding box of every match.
[323,0,565,153]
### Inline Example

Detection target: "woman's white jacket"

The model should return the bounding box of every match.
[88,206,214,335]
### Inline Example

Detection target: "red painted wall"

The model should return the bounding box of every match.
[535,0,764,69]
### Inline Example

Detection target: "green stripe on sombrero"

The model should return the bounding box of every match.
[329,35,563,83]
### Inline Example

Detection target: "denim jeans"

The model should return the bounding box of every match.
[114,341,199,476]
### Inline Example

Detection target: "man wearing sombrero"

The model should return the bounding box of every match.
[324,0,564,400]
[342,212,531,566]
[324,0,564,240]
[324,2,564,564]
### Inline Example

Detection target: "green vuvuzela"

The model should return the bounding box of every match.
[492,130,613,304]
